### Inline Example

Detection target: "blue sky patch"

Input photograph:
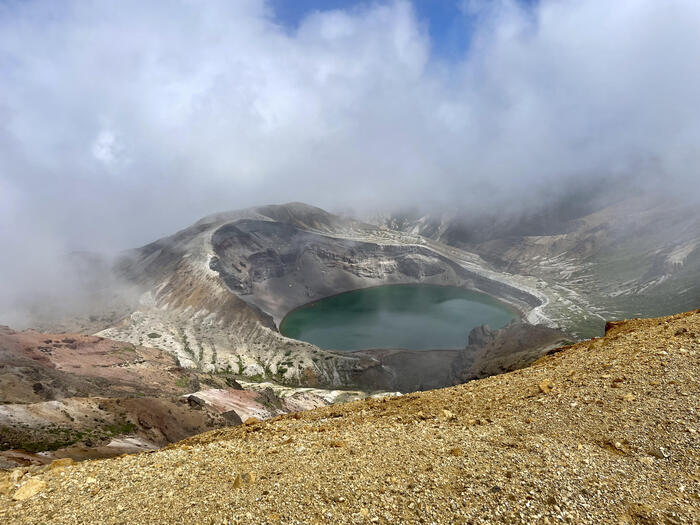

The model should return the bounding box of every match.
[269,0,538,60]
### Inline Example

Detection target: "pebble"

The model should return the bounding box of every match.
[12,479,46,501]
[539,379,555,394]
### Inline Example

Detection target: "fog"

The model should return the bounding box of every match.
[2,0,700,324]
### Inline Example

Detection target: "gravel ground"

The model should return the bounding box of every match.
[1,310,699,524]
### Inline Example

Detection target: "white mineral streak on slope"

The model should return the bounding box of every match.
[236,380,401,404]
[666,238,699,267]
[182,385,400,423]
[413,238,555,327]
[103,437,159,453]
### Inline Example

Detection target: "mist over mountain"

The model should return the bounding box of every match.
[2,0,700,323]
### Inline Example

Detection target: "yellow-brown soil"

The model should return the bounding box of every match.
[2,311,699,524]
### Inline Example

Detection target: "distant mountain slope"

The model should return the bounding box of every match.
[3,310,698,524]
[379,196,700,337]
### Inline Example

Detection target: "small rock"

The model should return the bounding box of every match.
[222,410,243,426]
[244,417,260,426]
[186,395,206,409]
[442,409,456,420]
[0,480,12,495]
[539,379,555,394]
[9,469,26,483]
[233,472,255,488]
[649,447,670,459]
[448,447,463,457]
[12,478,46,501]
[48,458,74,470]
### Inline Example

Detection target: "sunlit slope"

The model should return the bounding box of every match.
[2,309,698,524]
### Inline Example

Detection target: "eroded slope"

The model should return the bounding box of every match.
[2,310,698,524]
[0,327,354,468]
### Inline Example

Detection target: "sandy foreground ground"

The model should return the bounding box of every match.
[1,310,699,524]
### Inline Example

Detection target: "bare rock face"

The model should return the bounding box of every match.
[458,322,571,381]
[346,322,570,393]
[467,324,497,347]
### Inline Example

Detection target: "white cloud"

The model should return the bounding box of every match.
[91,129,122,166]
[0,0,698,281]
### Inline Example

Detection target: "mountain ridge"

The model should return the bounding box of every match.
[377,195,700,337]
[85,202,554,389]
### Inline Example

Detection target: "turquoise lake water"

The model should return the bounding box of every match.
[280,284,517,351]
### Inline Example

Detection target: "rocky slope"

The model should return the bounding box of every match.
[0,324,234,467]
[457,322,572,383]
[1,309,698,524]
[0,326,372,468]
[81,203,550,388]
[350,322,569,392]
